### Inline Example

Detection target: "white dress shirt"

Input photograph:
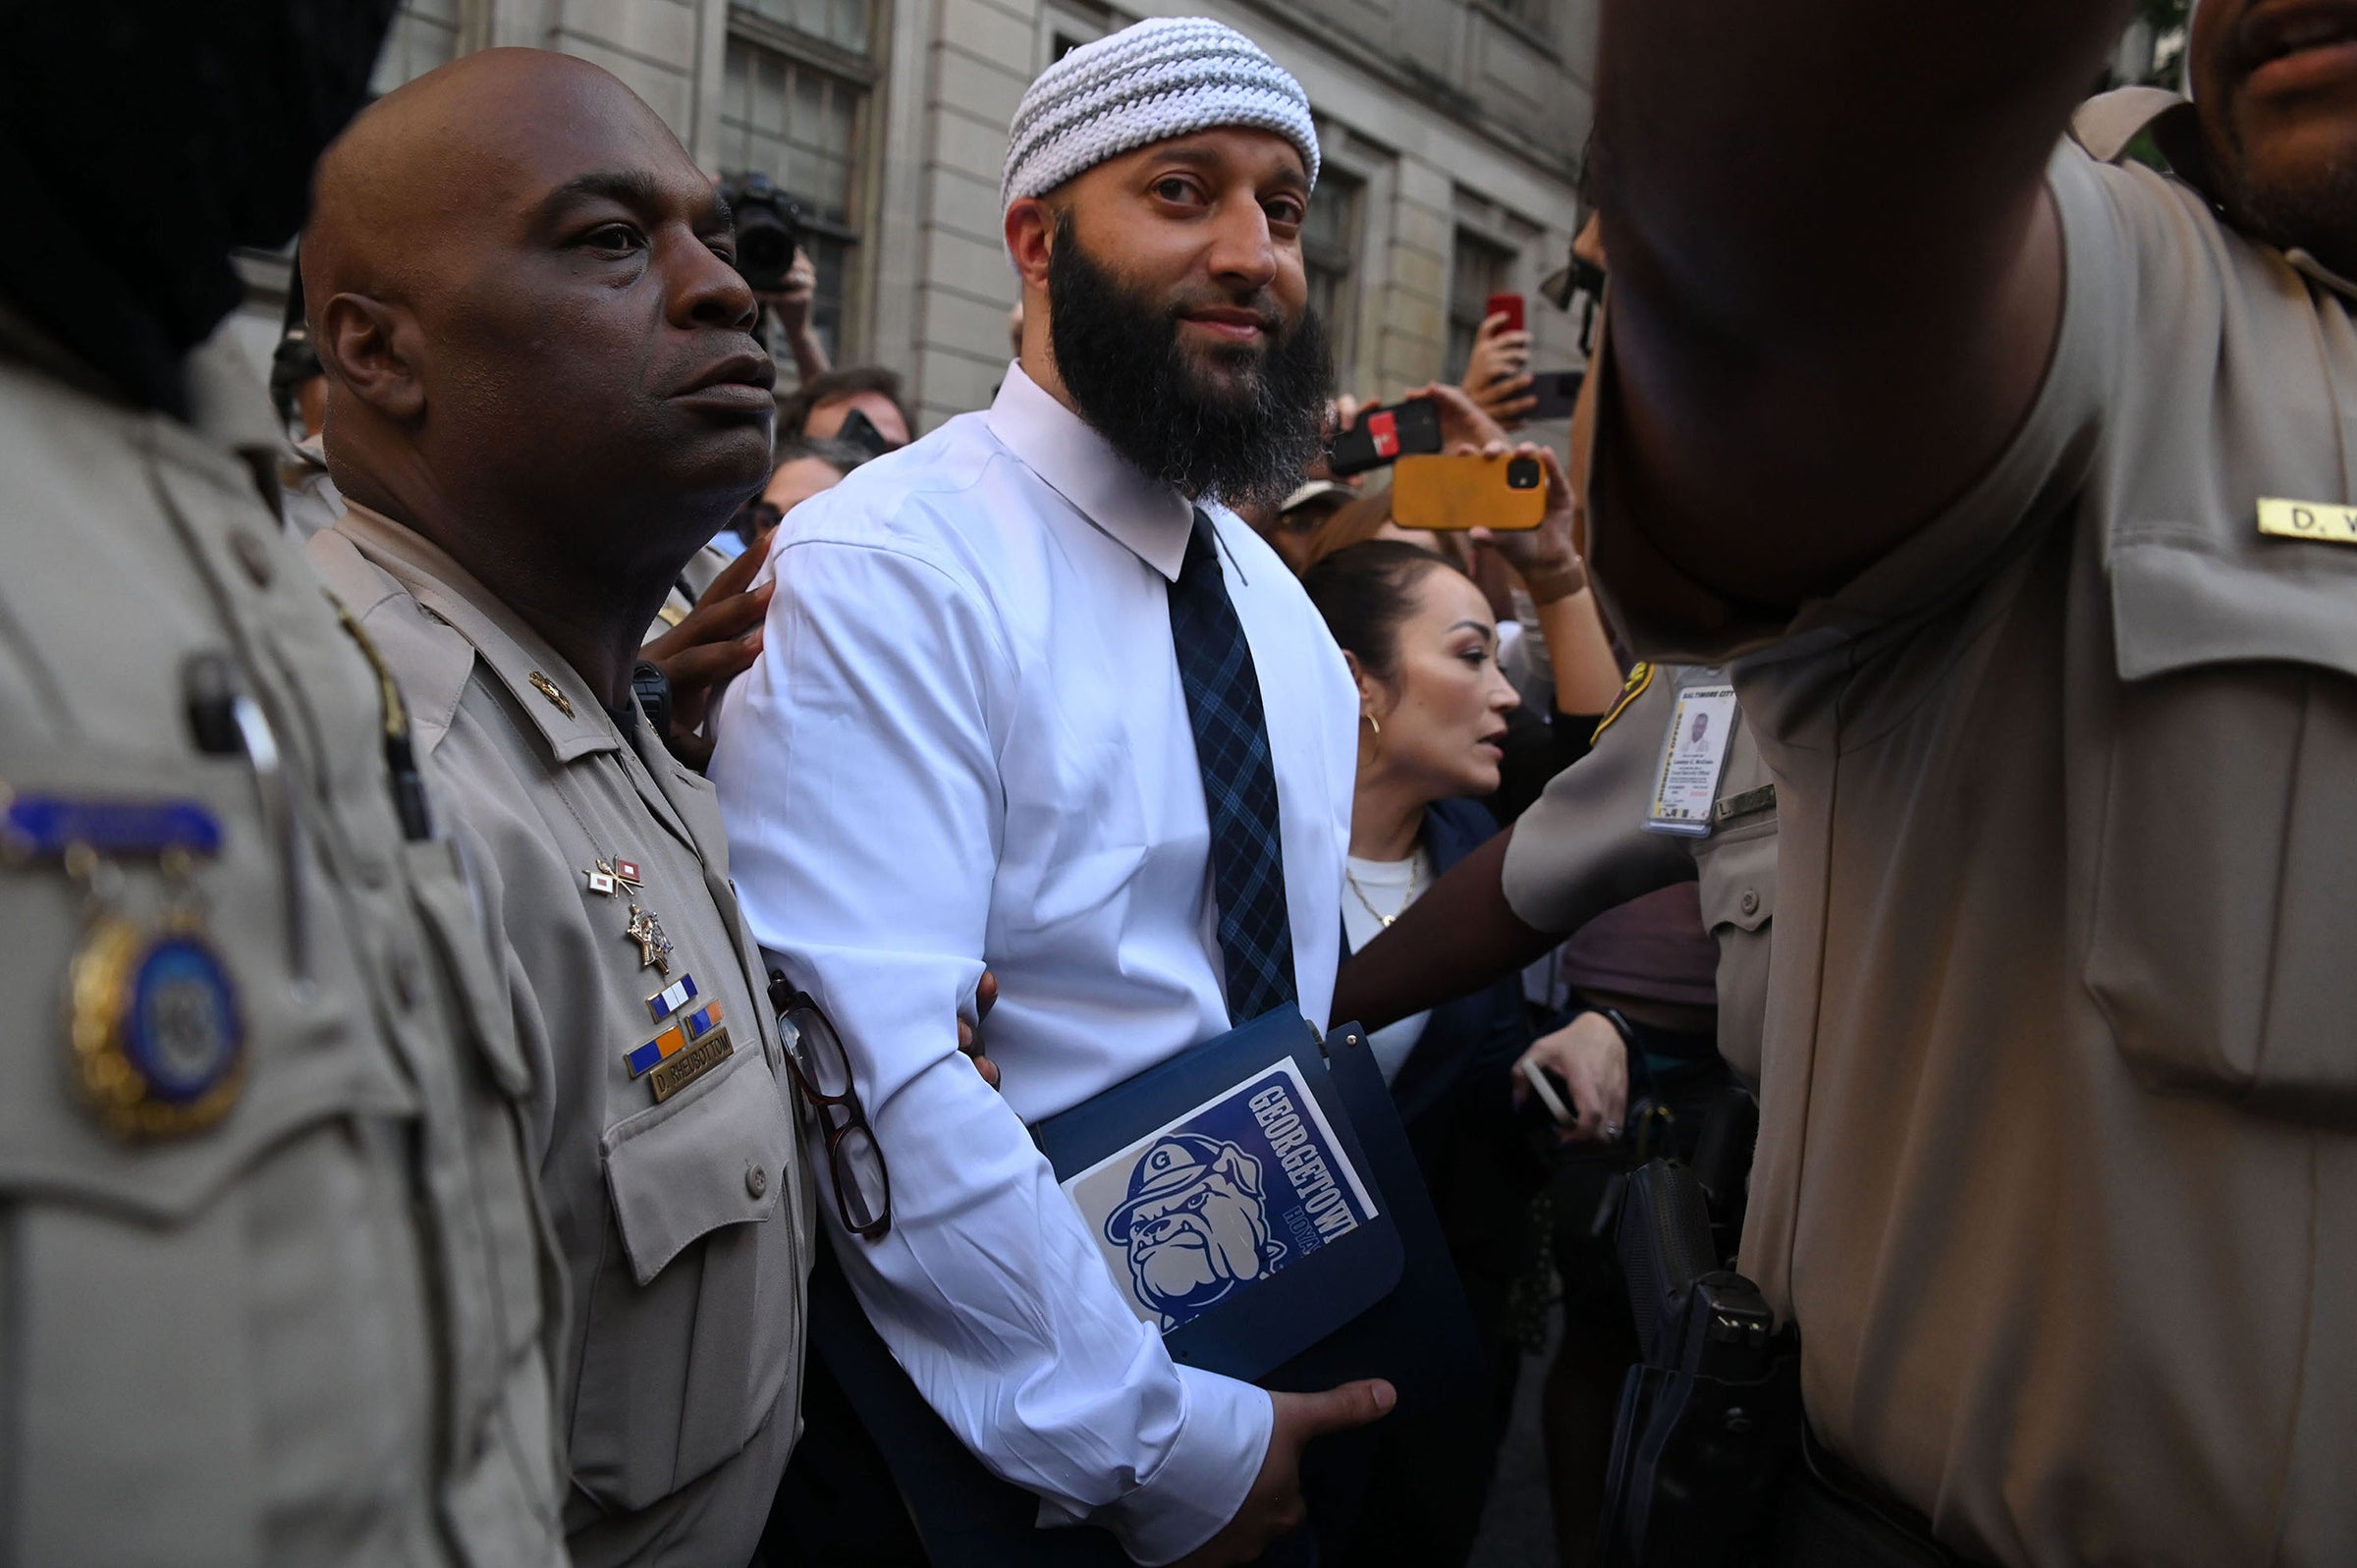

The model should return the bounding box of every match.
[710,363,1358,1565]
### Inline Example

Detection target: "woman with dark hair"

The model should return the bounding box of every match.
[1301,518,1551,1567]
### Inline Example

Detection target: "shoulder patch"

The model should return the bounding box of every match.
[1591,662,1654,744]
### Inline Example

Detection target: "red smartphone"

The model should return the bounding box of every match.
[1484,292,1526,334]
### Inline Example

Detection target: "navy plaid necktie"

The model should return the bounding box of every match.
[1168,509,1297,1025]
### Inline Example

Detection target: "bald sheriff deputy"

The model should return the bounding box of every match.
[1585,0,2357,1559]
[298,51,811,1567]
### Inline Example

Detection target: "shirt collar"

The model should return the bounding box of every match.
[331,502,623,764]
[984,361,1196,581]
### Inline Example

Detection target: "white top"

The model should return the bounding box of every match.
[1341,851,1433,1083]
[710,363,1359,1565]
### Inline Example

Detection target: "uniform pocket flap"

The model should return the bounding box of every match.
[2110,532,2357,684]
[1693,824,1777,934]
[601,1042,791,1287]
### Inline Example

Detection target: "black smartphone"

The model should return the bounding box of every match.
[835,406,899,459]
[1524,368,1586,422]
[1327,396,1444,476]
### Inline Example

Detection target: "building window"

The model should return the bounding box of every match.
[737,0,873,56]
[721,4,879,362]
[1301,172,1363,387]
[369,0,460,95]
[1486,0,1556,37]
[1448,230,1516,383]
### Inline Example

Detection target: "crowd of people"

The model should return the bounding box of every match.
[5,2,2355,1567]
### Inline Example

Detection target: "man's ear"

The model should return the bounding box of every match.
[1004,196,1058,294]
[315,292,427,424]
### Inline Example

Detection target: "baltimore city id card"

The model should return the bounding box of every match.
[1033,1009,1407,1382]
[1644,681,1738,837]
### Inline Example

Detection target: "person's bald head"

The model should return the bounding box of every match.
[306,49,773,597]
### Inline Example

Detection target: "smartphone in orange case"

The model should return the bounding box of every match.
[1390,453,1548,532]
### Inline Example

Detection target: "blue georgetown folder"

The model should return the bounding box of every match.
[806,1010,1483,1568]
[1033,1008,1465,1400]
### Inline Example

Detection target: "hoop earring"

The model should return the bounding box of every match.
[1362,712,1382,740]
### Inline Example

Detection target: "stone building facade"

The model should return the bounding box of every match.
[241,0,1597,432]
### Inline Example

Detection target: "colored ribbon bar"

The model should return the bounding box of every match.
[685,1000,725,1040]
[3,794,224,861]
[626,1023,687,1078]
[644,972,699,1023]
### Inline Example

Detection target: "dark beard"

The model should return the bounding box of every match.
[1047,213,1332,510]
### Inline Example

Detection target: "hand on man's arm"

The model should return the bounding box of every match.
[640,529,773,769]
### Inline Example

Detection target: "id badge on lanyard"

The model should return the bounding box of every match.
[1642,683,1737,838]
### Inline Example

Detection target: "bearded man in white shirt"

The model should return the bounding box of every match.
[711,17,1390,1568]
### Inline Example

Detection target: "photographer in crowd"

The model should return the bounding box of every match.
[722,169,832,387]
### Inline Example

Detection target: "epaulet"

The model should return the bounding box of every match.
[2069,86,2187,164]
[1590,661,1654,744]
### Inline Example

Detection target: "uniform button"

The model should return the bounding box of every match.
[746,1162,769,1200]
[1739,890,1760,917]
[231,530,276,588]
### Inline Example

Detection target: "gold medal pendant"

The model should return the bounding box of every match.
[69,910,246,1140]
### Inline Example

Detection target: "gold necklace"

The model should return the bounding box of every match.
[1345,853,1422,929]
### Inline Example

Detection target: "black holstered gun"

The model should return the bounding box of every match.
[1591,1159,1800,1568]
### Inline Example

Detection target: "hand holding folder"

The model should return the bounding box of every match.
[1171,1379,1398,1568]
[812,1009,1483,1567]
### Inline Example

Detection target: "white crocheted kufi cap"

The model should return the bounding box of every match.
[1001,17,1320,212]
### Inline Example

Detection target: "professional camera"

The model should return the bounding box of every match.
[717,170,803,294]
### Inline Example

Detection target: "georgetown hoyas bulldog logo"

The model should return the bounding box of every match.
[1064,1060,1383,1333]
[1105,1133,1288,1329]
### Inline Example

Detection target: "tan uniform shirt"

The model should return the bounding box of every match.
[1502,663,1778,1081]
[1587,97,2357,1566]
[277,431,347,543]
[308,506,810,1568]
[0,320,565,1567]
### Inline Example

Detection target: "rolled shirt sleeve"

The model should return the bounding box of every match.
[710,532,1270,1565]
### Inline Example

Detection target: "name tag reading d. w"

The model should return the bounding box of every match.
[2258,497,2357,545]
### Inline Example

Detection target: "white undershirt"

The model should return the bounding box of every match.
[1343,847,1434,1083]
